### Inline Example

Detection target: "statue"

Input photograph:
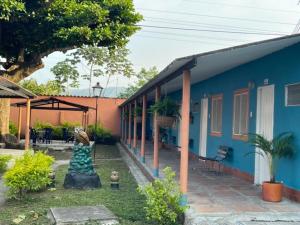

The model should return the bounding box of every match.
[63,129,101,189]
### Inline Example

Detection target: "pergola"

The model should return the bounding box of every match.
[11,97,95,138]
[0,77,36,150]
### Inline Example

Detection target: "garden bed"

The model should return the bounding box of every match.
[0,145,156,225]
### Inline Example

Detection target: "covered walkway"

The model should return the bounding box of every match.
[122,141,300,223]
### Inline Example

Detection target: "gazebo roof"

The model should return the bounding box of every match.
[0,77,36,99]
[11,97,95,112]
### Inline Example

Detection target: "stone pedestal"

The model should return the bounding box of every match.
[64,173,101,189]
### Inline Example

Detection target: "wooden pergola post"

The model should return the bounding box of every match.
[179,70,191,206]
[133,100,137,154]
[140,94,147,163]
[153,86,160,177]
[24,98,31,150]
[124,105,127,143]
[17,107,22,142]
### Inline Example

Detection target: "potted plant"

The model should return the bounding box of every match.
[248,132,295,202]
[134,106,142,123]
[150,98,180,128]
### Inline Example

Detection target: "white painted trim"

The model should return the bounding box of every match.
[199,98,208,157]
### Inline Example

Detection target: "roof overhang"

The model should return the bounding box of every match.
[121,33,300,106]
[11,97,95,112]
[0,77,36,99]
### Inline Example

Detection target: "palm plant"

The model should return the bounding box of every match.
[249,132,295,183]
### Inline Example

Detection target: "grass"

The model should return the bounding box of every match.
[0,144,156,225]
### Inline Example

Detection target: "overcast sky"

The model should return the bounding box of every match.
[30,0,300,89]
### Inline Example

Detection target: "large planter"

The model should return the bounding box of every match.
[262,182,283,202]
[157,116,176,128]
[136,116,142,123]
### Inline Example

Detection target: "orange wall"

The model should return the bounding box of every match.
[10,96,125,136]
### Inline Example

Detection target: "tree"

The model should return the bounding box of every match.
[0,0,142,134]
[65,45,134,96]
[51,60,79,93]
[119,67,159,98]
[20,78,62,95]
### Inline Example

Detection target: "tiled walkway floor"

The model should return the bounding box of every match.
[129,142,300,224]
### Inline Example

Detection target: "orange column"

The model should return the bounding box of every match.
[121,107,124,142]
[128,103,132,148]
[24,99,31,150]
[133,100,138,153]
[17,107,22,142]
[153,86,160,177]
[140,94,147,163]
[180,70,191,205]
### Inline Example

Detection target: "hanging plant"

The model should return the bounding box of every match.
[150,98,181,128]
[134,106,143,123]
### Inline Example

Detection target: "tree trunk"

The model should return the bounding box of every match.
[0,98,11,135]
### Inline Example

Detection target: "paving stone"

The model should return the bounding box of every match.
[48,205,118,225]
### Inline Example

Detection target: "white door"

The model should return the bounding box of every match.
[255,85,274,184]
[199,98,208,157]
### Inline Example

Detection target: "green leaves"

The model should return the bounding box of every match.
[20,78,62,95]
[248,132,296,183]
[0,0,25,20]
[149,98,181,118]
[4,151,54,199]
[138,167,187,225]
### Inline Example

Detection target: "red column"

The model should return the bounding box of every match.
[141,94,147,163]
[128,103,132,147]
[25,99,31,150]
[180,70,191,205]
[153,86,161,177]
[133,100,137,153]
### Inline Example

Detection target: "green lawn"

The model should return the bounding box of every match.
[0,144,155,225]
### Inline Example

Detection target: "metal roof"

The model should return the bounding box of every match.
[11,97,95,112]
[121,33,300,106]
[0,77,36,99]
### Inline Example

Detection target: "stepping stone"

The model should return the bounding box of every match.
[48,205,118,225]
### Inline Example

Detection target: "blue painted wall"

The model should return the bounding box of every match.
[154,43,300,191]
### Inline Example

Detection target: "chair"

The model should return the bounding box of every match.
[1,134,24,149]
[43,128,53,144]
[30,128,37,145]
[198,145,232,173]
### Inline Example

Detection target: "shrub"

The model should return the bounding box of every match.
[138,167,187,225]
[87,124,116,145]
[9,121,18,136]
[4,151,54,199]
[0,155,12,173]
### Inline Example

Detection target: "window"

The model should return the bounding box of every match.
[233,89,249,140]
[211,94,223,135]
[286,83,300,106]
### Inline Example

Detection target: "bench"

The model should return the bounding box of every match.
[198,145,232,173]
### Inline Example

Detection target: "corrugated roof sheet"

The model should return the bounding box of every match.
[0,77,36,99]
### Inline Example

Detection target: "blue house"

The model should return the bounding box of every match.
[120,33,300,202]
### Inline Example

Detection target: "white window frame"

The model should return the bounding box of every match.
[285,82,300,107]
[232,89,249,140]
[210,94,223,136]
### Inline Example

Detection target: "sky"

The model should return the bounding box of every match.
[30,0,300,89]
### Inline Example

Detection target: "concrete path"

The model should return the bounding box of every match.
[119,142,300,225]
[0,179,7,207]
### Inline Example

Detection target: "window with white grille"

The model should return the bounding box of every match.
[233,89,249,137]
[286,83,300,106]
[211,95,222,134]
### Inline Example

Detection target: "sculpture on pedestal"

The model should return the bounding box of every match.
[64,129,101,189]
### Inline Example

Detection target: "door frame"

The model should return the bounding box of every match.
[199,98,208,157]
[255,84,275,184]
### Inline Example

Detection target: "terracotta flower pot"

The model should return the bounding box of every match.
[157,116,176,128]
[262,182,283,202]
